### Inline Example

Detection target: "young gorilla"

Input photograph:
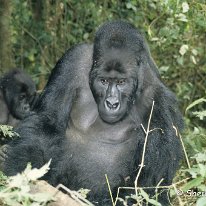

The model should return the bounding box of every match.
[1,21,183,205]
[0,69,37,127]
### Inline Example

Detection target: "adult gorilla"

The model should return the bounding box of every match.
[2,21,183,205]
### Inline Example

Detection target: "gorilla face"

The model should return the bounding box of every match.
[2,69,37,120]
[11,84,34,119]
[91,53,137,123]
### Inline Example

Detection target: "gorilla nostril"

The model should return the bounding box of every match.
[113,102,119,109]
[106,98,119,110]
[106,100,112,109]
[23,105,30,111]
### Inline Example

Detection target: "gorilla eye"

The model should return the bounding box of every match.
[117,79,126,85]
[19,93,26,100]
[100,79,109,85]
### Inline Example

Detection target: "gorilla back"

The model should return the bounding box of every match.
[3,21,183,205]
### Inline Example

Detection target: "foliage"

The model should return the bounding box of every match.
[186,98,206,120]
[172,98,206,205]
[0,125,18,138]
[8,0,205,100]
[0,125,19,145]
[0,161,53,206]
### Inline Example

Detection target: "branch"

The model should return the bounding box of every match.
[134,100,155,196]
[21,26,53,69]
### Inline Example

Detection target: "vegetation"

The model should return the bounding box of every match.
[0,0,205,205]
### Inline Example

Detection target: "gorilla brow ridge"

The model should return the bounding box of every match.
[104,59,125,74]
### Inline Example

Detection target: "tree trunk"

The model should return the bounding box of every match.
[0,0,14,73]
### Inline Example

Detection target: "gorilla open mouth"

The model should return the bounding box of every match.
[98,101,123,123]
[104,99,120,112]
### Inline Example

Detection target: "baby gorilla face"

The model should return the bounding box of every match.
[2,69,37,120]
[12,89,35,119]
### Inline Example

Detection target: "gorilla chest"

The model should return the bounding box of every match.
[65,125,137,191]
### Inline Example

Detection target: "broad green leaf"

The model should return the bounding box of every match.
[175,13,188,22]
[197,197,206,206]
[25,159,51,181]
[186,98,206,112]
[139,189,161,206]
[191,55,197,64]
[182,2,189,13]
[182,176,204,191]
[29,192,54,202]
[179,44,189,56]
[198,164,206,177]
[194,153,206,163]
[184,167,199,178]
[139,188,149,200]
[193,111,206,120]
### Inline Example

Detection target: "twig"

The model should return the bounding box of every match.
[134,100,155,196]
[105,174,115,206]
[140,124,146,134]
[107,176,190,205]
[20,26,53,69]
[114,187,120,206]
[55,184,94,206]
[172,184,184,206]
[116,177,190,191]
[155,178,164,201]
[149,128,164,134]
[172,124,191,169]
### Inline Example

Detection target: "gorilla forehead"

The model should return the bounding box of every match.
[15,72,36,94]
[95,20,145,53]
[96,49,138,78]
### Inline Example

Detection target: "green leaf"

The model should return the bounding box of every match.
[139,189,161,206]
[184,167,199,178]
[179,44,189,56]
[182,2,189,13]
[198,164,206,177]
[126,2,137,11]
[175,13,188,22]
[197,197,206,206]
[0,125,19,138]
[78,188,91,198]
[194,153,206,163]
[147,198,162,206]
[30,192,54,202]
[186,98,206,112]
[139,188,149,200]
[182,176,204,191]
[192,111,206,120]
[24,159,51,181]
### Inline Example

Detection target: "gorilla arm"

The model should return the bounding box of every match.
[1,44,93,176]
[133,66,183,204]
[35,44,93,131]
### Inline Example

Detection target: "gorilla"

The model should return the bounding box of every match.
[1,21,183,205]
[0,69,37,128]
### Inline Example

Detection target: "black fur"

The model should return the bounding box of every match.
[0,69,37,128]
[2,21,183,205]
